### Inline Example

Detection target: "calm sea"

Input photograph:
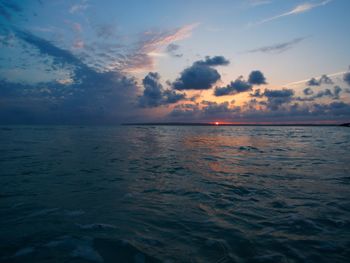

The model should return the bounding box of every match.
[0,125,349,262]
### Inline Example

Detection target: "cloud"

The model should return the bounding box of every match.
[0,0,22,21]
[285,70,347,87]
[168,99,350,123]
[214,70,266,96]
[307,74,333,86]
[94,24,117,39]
[138,72,185,107]
[214,77,252,96]
[248,0,272,7]
[172,57,228,90]
[263,88,295,110]
[344,71,350,86]
[194,56,230,67]
[166,43,182,57]
[124,23,199,72]
[69,1,89,14]
[1,30,140,124]
[247,37,307,54]
[257,0,332,25]
[15,30,88,70]
[202,101,241,118]
[296,86,343,102]
[303,87,314,95]
[248,70,267,85]
[333,86,342,99]
[250,88,264,98]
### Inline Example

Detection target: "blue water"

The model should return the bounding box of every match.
[0,125,350,262]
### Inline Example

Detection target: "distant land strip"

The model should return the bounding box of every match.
[122,122,350,127]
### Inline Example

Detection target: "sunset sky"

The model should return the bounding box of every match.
[1,0,350,124]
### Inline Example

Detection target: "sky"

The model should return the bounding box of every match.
[0,0,350,124]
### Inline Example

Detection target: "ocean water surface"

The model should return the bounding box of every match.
[0,125,349,262]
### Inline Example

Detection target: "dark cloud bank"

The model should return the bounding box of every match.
[0,30,139,124]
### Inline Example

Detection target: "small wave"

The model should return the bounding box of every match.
[238,146,262,152]
[27,208,60,218]
[71,242,103,263]
[13,247,35,257]
[63,209,85,217]
[77,223,117,230]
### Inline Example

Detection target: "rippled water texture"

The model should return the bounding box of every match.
[1,126,350,262]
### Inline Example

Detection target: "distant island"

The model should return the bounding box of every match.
[122,122,349,127]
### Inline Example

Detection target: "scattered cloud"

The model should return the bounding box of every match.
[194,56,230,67]
[297,86,343,101]
[303,87,314,95]
[285,71,347,87]
[248,0,272,7]
[166,43,183,58]
[344,70,350,86]
[124,23,199,72]
[94,24,117,39]
[172,56,229,90]
[69,0,89,14]
[263,88,295,110]
[257,0,332,25]
[214,70,267,96]
[247,37,307,54]
[214,77,252,96]
[138,72,185,107]
[307,74,333,86]
[0,0,22,21]
[248,70,267,85]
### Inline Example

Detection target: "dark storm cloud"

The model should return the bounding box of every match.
[214,77,252,96]
[172,63,221,90]
[247,37,306,54]
[307,74,333,86]
[248,70,267,85]
[194,56,230,67]
[139,72,185,107]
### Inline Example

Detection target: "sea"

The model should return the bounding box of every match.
[0,125,349,262]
